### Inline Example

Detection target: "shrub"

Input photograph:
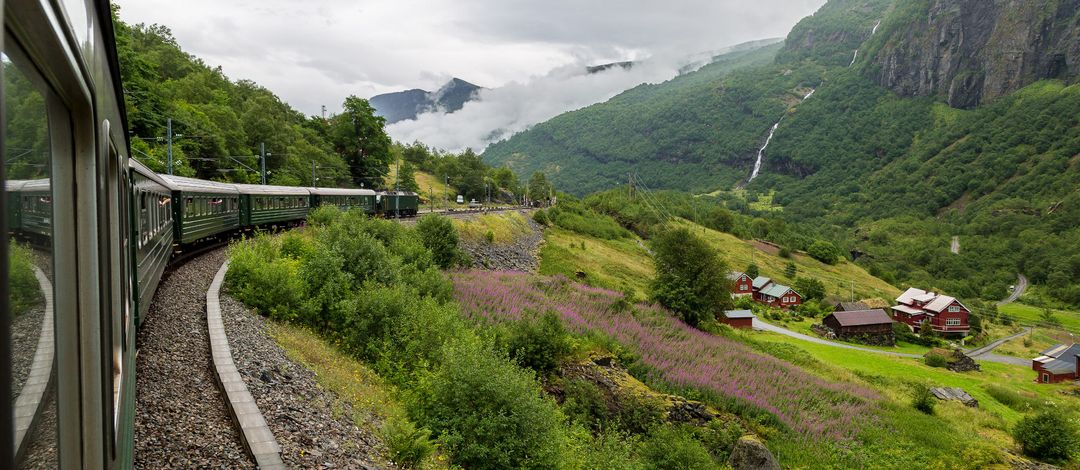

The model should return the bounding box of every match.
[808,240,842,265]
[779,247,792,259]
[562,378,611,431]
[416,215,465,269]
[640,425,716,469]
[649,226,733,326]
[532,209,550,226]
[984,384,1043,412]
[794,277,826,301]
[1013,411,1079,462]
[226,236,305,321]
[784,262,797,278]
[417,339,566,469]
[382,416,435,469]
[484,230,495,244]
[8,241,42,317]
[307,205,341,227]
[692,419,745,462]
[911,383,935,415]
[503,311,572,374]
[924,353,948,368]
[745,263,760,279]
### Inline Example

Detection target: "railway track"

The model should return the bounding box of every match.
[134,248,255,468]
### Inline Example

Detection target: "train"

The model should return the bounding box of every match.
[1,0,417,467]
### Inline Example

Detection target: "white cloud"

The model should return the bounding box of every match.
[116,0,824,144]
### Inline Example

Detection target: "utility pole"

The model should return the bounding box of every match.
[166,118,174,175]
[311,160,316,187]
[444,175,449,210]
[260,142,267,185]
[321,105,327,121]
[850,280,855,302]
[429,185,433,213]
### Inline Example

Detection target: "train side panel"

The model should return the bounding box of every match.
[130,169,173,326]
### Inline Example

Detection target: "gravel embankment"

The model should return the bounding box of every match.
[135,249,254,468]
[459,211,544,272]
[219,295,389,469]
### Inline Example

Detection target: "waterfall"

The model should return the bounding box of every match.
[748,122,780,183]
[849,21,881,68]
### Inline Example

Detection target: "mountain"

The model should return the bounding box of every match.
[370,78,482,123]
[482,0,1080,307]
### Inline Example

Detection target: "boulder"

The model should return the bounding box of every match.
[727,435,780,470]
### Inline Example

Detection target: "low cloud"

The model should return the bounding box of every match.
[387,55,696,152]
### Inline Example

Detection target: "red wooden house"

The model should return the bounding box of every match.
[1032,344,1080,384]
[752,277,802,308]
[727,272,754,297]
[890,288,970,337]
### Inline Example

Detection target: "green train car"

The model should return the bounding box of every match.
[13,179,52,239]
[130,160,174,326]
[234,183,310,227]
[161,175,241,245]
[376,191,419,218]
[309,187,377,214]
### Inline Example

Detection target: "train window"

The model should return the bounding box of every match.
[140,193,149,246]
[4,47,59,467]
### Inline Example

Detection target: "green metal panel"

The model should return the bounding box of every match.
[174,191,240,244]
[19,191,53,237]
[6,191,21,231]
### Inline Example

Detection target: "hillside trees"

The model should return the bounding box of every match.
[650,226,734,326]
[330,96,393,187]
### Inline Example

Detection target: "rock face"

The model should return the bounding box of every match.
[458,211,544,272]
[728,436,781,470]
[870,0,1080,108]
[930,387,979,407]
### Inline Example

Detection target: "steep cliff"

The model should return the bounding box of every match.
[868,0,1080,108]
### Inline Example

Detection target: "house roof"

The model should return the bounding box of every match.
[727,272,747,281]
[891,305,925,316]
[752,276,773,290]
[827,309,893,327]
[924,295,966,313]
[760,283,795,299]
[1043,358,1078,374]
[836,301,870,312]
[896,287,929,305]
[913,293,937,303]
[1041,344,1074,357]
[723,310,755,319]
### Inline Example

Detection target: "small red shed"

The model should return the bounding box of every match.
[721,310,755,330]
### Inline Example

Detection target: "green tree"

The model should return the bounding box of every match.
[330,96,392,187]
[785,262,798,279]
[745,264,760,279]
[490,167,520,195]
[649,227,733,326]
[808,240,842,265]
[397,161,420,193]
[794,277,825,301]
[528,172,552,202]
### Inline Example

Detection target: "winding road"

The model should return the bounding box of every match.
[752,318,1030,366]
[998,274,1028,306]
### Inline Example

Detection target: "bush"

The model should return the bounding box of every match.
[226,235,305,321]
[924,353,948,368]
[784,262,797,278]
[417,339,566,469]
[984,384,1043,412]
[640,425,716,469]
[532,209,550,226]
[415,215,465,269]
[808,240,842,265]
[382,416,435,468]
[503,311,572,374]
[307,205,341,227]
[1013,411,1079,462]
[779,247,792,259]
[484,230,495,244]
[8,241,42,317]
[745,263,760,279]
[911,383,936,415]
[794,277,826,301]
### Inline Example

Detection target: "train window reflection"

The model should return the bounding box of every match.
[4,50,59,467]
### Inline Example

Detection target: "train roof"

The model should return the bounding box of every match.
[5,180,35,191]
[232,183,311,196]
[307,187,377,196]
[21,179,52,191]
[129,159,172,187]
[377,190,418,196]
[160,175,240,194]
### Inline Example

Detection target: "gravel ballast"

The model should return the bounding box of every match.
[135,249,254,468]
[218,295,389,469]
[458,210,544,272]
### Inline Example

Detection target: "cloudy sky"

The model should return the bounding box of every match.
[117,0,826,150]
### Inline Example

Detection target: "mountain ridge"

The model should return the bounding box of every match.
[370,78,483,123]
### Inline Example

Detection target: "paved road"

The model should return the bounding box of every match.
[964,327,1032,357]
[950,236,960,254]
[998,274,1029,306]
[752,318,921,358]
[753,318,1031,366]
